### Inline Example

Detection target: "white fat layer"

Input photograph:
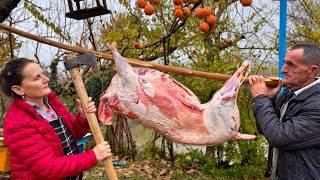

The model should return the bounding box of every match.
[114,53,135,77]
[110,75,139,102]
[122,101,181,138]
[139,78,155,98]
[202,91,238,143]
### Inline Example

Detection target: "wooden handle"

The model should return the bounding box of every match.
[70,68,118,180]
[0,23,280,87]
[262,78,281,87]
[242,77,281,87]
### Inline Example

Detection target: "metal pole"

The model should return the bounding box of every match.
[278,0,287,78]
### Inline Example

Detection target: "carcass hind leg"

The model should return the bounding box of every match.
[232,132,256,141]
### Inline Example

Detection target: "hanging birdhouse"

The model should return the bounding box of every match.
[66,0,111,20]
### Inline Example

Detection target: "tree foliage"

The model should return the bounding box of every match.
[288,0,320,45]
[23,0,71,42]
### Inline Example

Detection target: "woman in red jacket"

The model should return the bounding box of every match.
[0,58,111,179]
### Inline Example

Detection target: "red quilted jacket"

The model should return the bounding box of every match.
[4,92,97,179]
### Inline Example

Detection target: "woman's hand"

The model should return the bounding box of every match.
[93,141,112,161]
[76,97,97,119]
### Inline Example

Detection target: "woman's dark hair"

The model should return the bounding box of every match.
[0,58,35,97]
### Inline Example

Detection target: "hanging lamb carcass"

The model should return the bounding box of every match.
[98,43,256,145]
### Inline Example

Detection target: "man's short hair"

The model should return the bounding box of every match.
[290,43,320,66]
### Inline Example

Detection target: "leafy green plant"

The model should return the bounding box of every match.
[175,149,211,170]
[174,148,265,178]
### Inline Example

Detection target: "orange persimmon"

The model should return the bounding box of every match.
[144,4,155,15]
[240,0,252,7]
[199,21,209,32]
[136,0,147,8]
[206,15,217,25]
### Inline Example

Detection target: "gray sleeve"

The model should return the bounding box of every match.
[252,95,320,150]
[252,95,273,134]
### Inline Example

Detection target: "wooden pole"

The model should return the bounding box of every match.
[0,23,279,87]
[69,67,118,180]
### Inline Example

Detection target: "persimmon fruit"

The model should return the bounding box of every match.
[152,0,161,5]
[136,0,147,8]
[240,0,252,7]
[134,41,142,49]
[173,0,183,5]
[206,15,216,25]
[144,4,155,15]
[194,8,204,19]
[199,22,209,32]
[183,7,191,18]
[175,9,184,19]
[203,6,211,17]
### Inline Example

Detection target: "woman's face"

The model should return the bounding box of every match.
[18,63,51,102]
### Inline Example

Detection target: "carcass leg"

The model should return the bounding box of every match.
[232,133,256,141]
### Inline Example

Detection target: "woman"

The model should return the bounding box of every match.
[0,58,111,179]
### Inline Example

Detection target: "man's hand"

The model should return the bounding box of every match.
[248,75,282,98]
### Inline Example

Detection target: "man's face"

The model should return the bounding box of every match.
[281,48,312,90]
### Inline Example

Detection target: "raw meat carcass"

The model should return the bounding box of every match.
[98,43,256,145]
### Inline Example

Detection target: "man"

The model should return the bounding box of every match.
[248,43,320,180]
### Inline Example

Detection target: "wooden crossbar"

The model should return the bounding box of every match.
[0,23,279,87]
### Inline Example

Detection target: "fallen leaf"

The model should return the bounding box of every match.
[98,171,104,177]
[159,169,169,176]
[186,169,196,174]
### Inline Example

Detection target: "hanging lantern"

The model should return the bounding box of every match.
[66,0,111,20]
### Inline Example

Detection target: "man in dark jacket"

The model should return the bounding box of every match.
[248,43,320,180]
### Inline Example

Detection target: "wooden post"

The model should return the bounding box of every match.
[69,68,118,180]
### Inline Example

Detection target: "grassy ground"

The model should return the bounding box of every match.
[83,157,265,180]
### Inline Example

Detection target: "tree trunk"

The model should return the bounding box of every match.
[0,0,22,22]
